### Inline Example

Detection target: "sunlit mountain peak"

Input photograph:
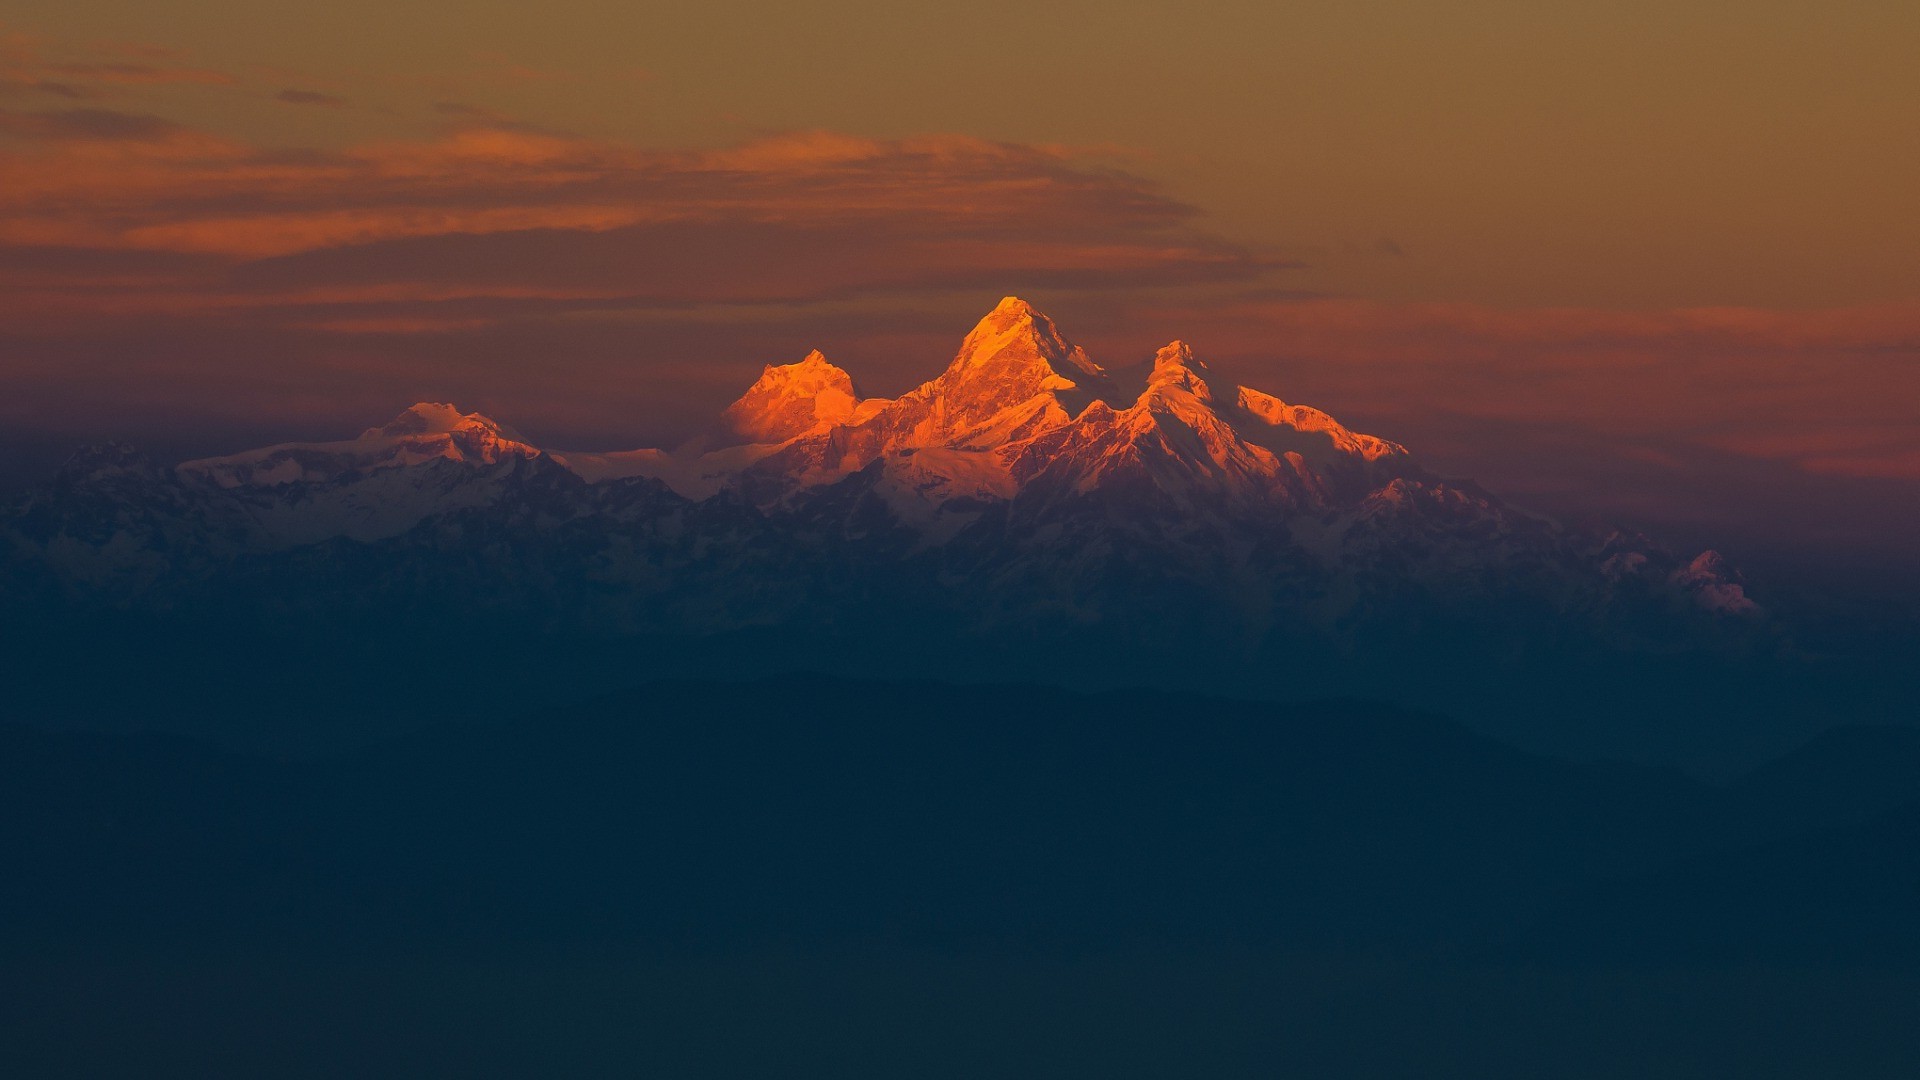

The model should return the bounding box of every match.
[715,350,869,447]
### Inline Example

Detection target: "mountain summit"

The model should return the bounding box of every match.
[712,351,869,448]
[898,295,1116,448]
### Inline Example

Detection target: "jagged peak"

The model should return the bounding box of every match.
[946,296,1107,383]
[747,349,854,390]
[1154,340,1199,367]
[856,298,1117,451]
[1145,340,1214,401]
[719,349,862,445]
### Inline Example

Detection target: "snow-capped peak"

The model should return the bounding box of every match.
[1146,340,1213,401]
[363,401,527,443]
[854,296,1116,452]
[715,350,868,447]
[181,402,540,489]
[946,296,1109,384]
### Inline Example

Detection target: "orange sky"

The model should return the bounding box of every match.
[1,6,1917,566]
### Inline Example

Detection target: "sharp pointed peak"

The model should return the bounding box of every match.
[966,295,1063,337]
[952,295,1106,380]
[1145,340,1214,400]
[1153,340,1205,370]
[967,296,1053,335]
[754,348,846,380]
[787,348,834,369]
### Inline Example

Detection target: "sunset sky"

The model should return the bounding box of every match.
[3,2,1917,570]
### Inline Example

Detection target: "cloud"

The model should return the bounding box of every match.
[22,81,87,100]
[275,89,347,108]
[43,61,234,87]
[0,120,1268,293]
[0,106,183,141]
[0,31,237,99]
[96,42,186,62]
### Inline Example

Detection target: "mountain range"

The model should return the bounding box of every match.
[2,297,1756,659]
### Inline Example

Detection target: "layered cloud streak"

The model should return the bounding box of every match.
[0,119,1263,317]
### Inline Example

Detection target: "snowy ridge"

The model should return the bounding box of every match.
[180,403,541,490]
